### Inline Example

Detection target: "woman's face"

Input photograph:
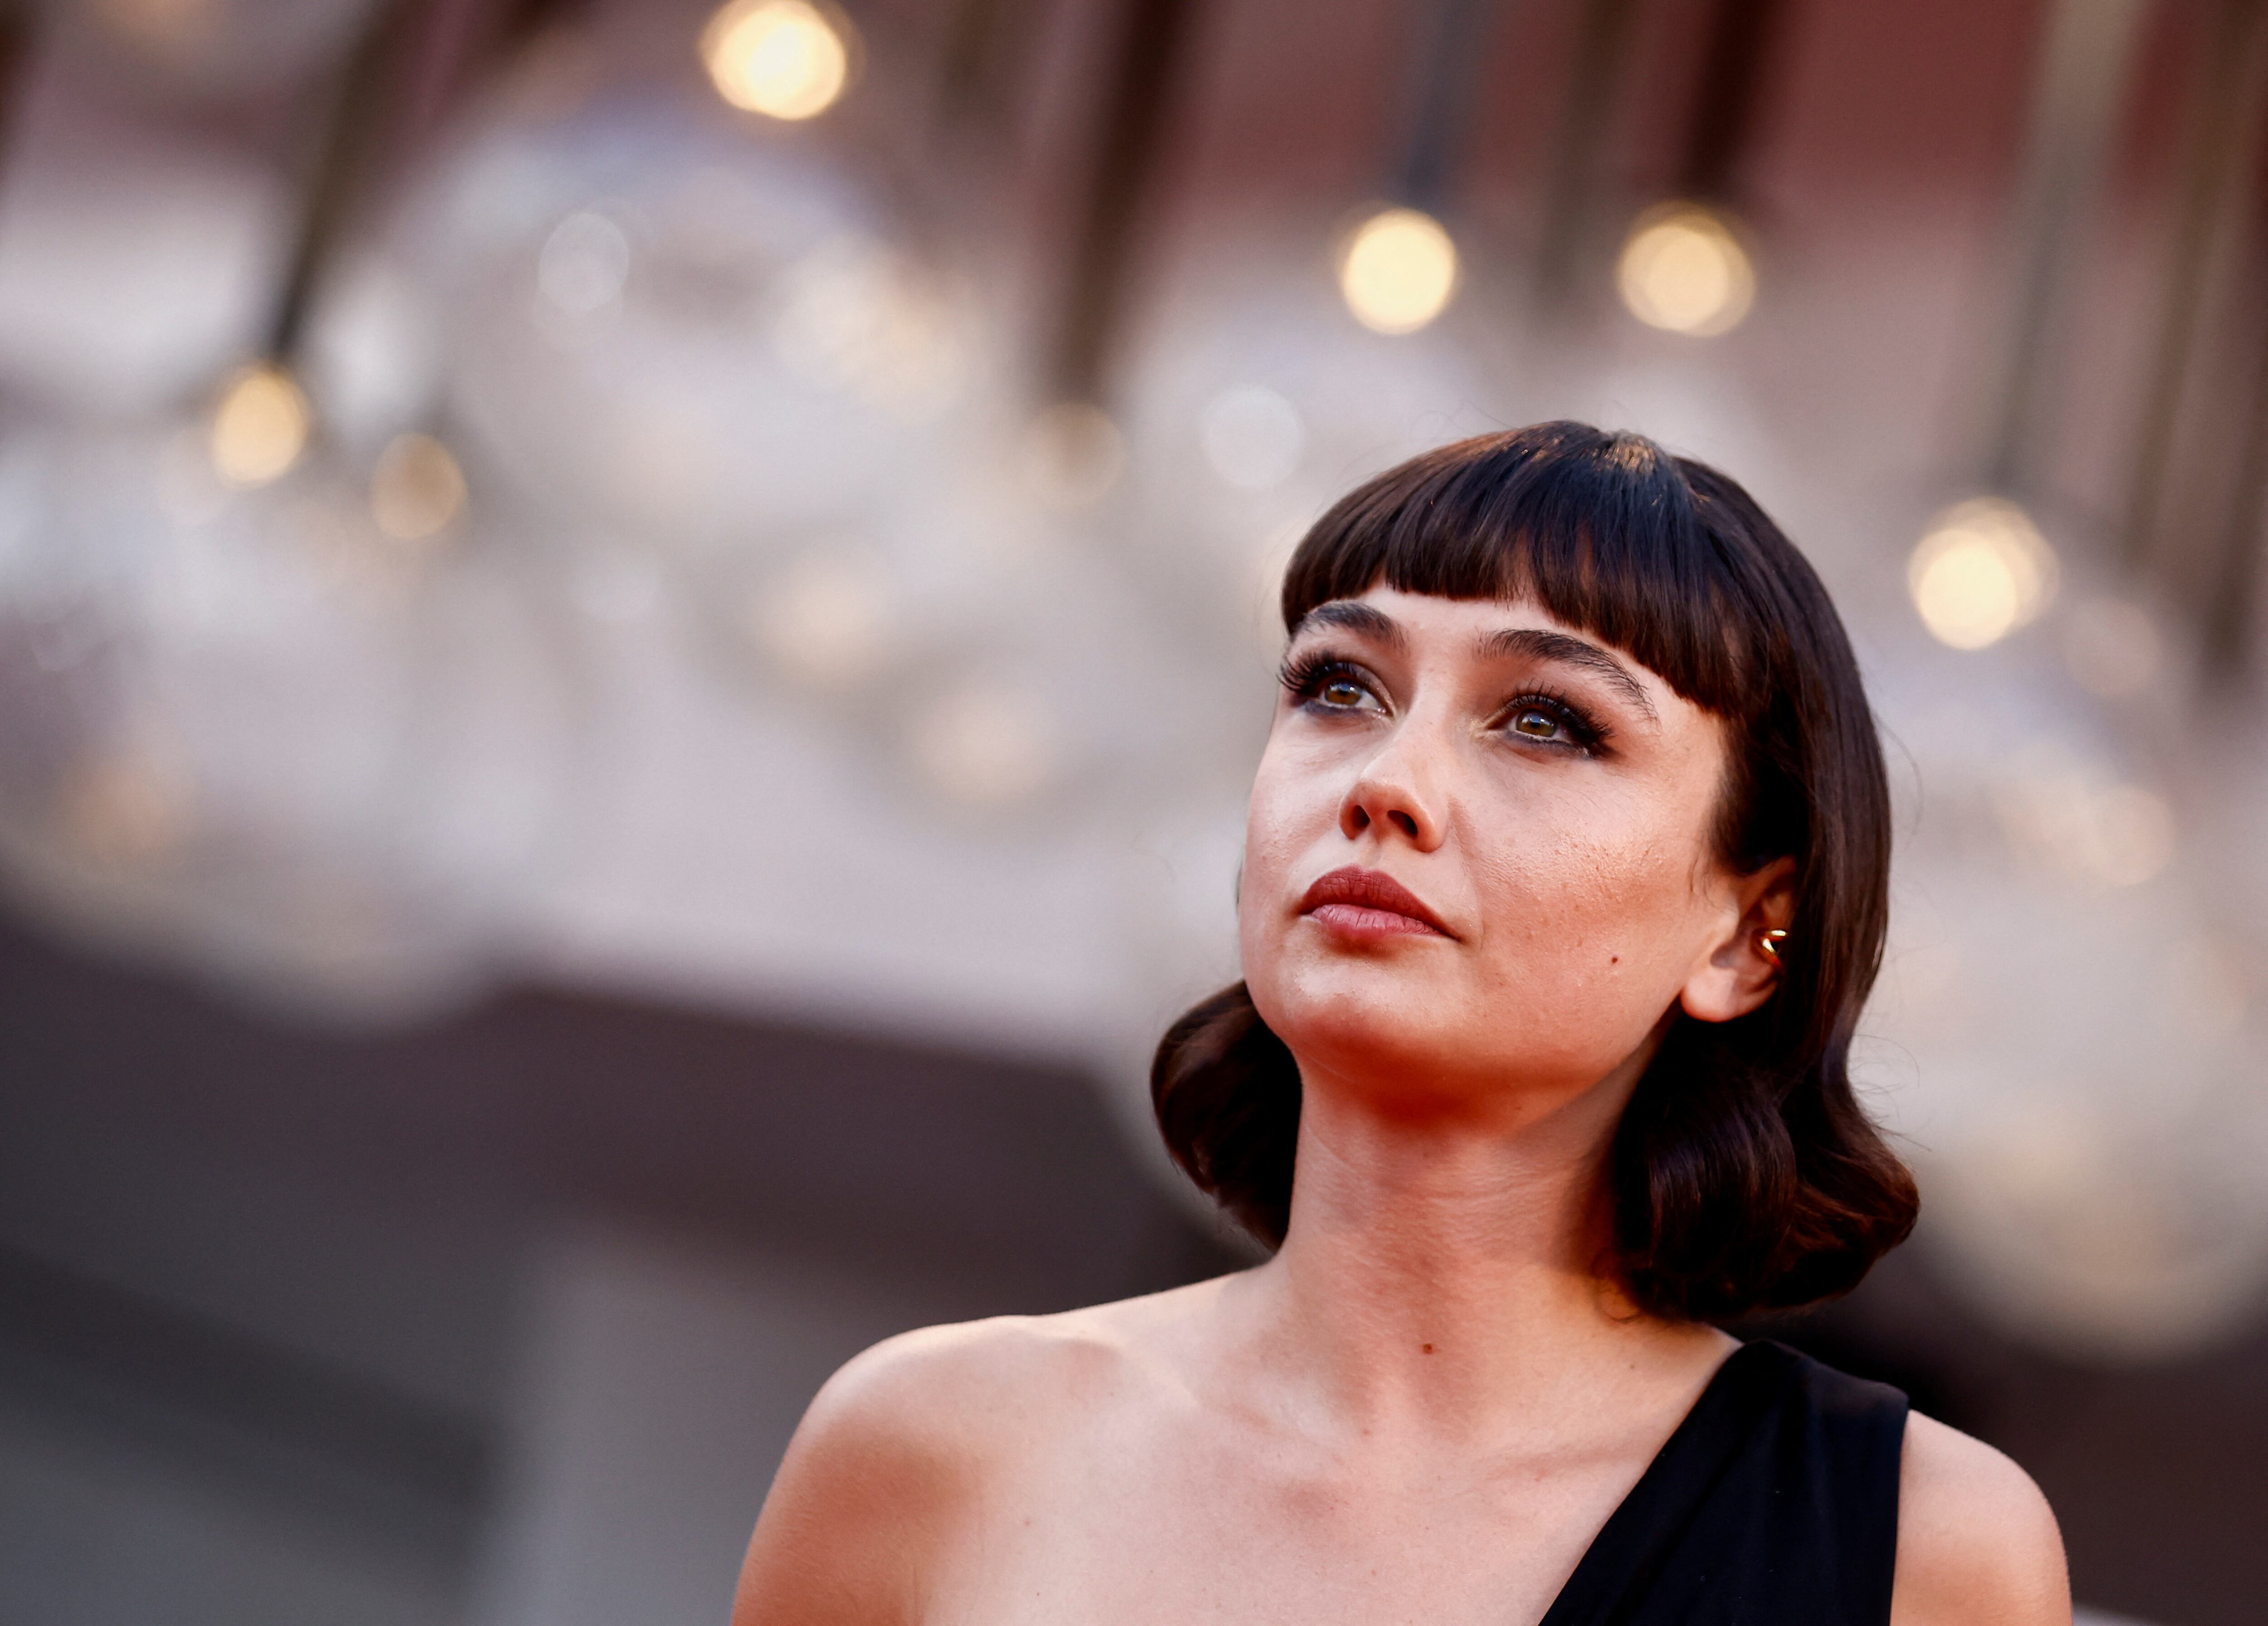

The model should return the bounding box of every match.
[1240,585,1787,1120]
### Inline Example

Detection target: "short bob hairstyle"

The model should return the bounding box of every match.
[1152,422,1916,1322]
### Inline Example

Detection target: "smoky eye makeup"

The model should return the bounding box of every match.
[1277,648,1384,712]
[1280,647,1615,756]
[1492,687,1613,754]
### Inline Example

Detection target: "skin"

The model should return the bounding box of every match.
[734,586,2071,1626]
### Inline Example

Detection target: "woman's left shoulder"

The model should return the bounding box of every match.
[1891,1411,2071,1626]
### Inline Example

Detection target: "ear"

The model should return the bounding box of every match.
[1678,855,1797,1024]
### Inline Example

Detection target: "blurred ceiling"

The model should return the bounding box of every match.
[0,0,2263,1362]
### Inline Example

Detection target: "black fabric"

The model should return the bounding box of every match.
[1538,1340,1908,1626]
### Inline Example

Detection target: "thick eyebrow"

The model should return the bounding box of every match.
[1289,600,1405,649]
[1479,626,1659,722]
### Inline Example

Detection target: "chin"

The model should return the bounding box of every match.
[1251,957,1644,1108]
[1253,958,1464,1081]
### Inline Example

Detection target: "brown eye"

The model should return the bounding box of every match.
[1512,708,1562,739]
[1321,678,1369,708]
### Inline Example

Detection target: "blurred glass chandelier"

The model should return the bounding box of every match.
[1117,262,1510,663]
[0,414,580,1021]
[1865,0,2268,1363]
[404,42,1122,821]
[1604,0,1787,338]
[71,0,376,97]
[426,96,982,564]
[0,0,589,1020]
[1864,635,2268,1360]
[1325,0,1500,338]
[1899,0,2148,654]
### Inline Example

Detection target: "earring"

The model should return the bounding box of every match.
[1758,928,1789,965]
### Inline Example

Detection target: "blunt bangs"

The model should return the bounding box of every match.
[1281,423,1756,721]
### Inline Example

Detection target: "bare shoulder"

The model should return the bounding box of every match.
[799,1273,1223,1447]
[732,1278,1229,1626]
[1891,1411,2071,1626]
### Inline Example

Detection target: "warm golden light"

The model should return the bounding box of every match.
[210,363,311,489]
[55,749,188,868]
[747,551,892,688]
[92,0,221,58]
[701,0,850,121]
[1337,207,1459,335]
[1615,203,1756,337]
[370,433,468,542]
[1908,498,2058,650]
[911,682,1053,806]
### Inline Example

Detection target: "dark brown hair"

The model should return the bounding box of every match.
[1151,422,1916,1322]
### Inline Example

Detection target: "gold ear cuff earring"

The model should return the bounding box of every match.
[1759,928,1789,965]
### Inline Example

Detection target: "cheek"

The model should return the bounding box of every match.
[1236,751,1317,964]
[1462,804,1715,1050]
[1479,818,1693,938]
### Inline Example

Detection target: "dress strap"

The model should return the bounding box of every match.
[1539,1340,1908,1626]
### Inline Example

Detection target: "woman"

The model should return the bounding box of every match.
[734,424,2069,1625]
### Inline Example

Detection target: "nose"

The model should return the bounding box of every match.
[1339,722,1447,850]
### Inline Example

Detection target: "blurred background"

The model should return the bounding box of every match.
[0,0,2263,1620]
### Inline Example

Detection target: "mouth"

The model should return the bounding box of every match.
[1298,865,1454,940]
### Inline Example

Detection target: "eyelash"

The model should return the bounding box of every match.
[1277,650,1370,707]
[1502,686,1612,752]
[1276,649,1613,753]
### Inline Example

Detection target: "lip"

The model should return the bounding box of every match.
[1298,866,1455,940]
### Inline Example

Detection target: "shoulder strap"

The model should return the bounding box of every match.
[1539,1340,1907,1626]
[1539,1341,1798,1626]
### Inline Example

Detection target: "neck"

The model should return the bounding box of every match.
[1233,1056,1719,1441]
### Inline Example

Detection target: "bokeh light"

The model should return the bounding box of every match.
[438,115,978,559]
[89,0,223,62]
[369,434,468,543]
[1337,207,1459,336]
[745,549,893,689]
[537,210,632,321]
[54,747,190,869]
[1198,385,1305,491]
[909,681,1053,805]
[81,0,374,93]
[1907,497,2058,650]
[209,362,312,488]
[1615,203,1756,337]
[771,240,969,415]
[700,0,851,122]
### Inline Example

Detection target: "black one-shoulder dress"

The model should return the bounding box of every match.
[1539,1339,1909,1626]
